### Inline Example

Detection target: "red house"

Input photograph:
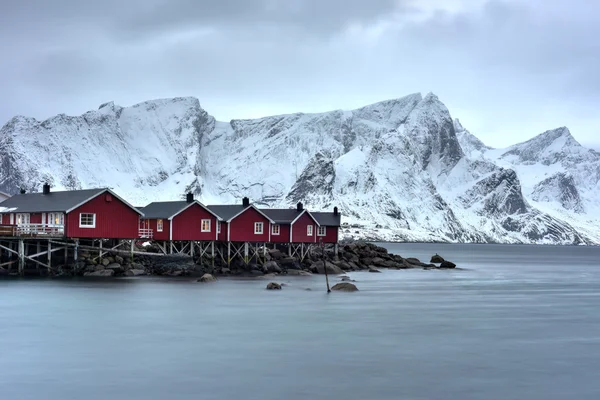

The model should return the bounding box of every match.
[138,193,221,241]
[311,207,341,244]
[208,197,275,243]
[0,184,142,239]
[261,202,320,243]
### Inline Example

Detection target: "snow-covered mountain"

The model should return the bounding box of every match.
[1,93,599,244]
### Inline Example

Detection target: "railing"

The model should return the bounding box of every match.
[139,228,153,239]
[0,224,65,237]
[17,224,65,237]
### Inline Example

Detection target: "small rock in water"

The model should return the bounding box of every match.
[331,282,359,292]
[198,273,216,283]
[368,266,381,273]
[430,254,445,263]
[266,282,282,290]
[440,261,457,269]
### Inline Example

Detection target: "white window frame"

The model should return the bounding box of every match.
[16,213,30,225]
[254,222,264,235]
[317,226,326,236]
[0,214,2,224]
[157,219,163,232]
[201,219,211,232]
[49,212,64,226]
[307,225,313,236]
[79,213,96,228]
[271,224,280,235]
[217,222,221,234]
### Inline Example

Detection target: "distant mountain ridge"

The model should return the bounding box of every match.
[1,93,599,244]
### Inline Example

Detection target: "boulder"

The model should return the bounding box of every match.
[220,268,231,275]
[198,273,216,283]
[340,276,355,282]
[310,261,344,275]
[106,263,123,271]
[266,282,282,290]
[84,270,114,277]
[440,261,457,269]
[115,255,125,264]
[279,257,301,270]
[368,266,382,273]
[431,254,445,263]
[331,282,359,292]
[286,269,312,276]
[371,257,386,266]
[101,258,110,266]
[264,261,282,274]
[381,260,404,269]
[333,260,353,271]
[268,249,284,260]
[124,269,146,276]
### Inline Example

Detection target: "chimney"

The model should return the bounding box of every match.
[297,202,303,212]
[43,183,50,195]
[20,188,26,194]
[333,206,339,216]
[186,192,194,203]
[242,197,250,207]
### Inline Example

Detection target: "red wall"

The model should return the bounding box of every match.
[142,218,170,241]
[229,207,270,242]
[66,192,140,239]
[317,225,339,243]
[171,204,219,241]
[30,213,42,224]
[291,212,317,243]
[218,221,228,242]
[270,223,291,243]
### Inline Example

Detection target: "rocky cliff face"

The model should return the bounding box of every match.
[1,93,599,244]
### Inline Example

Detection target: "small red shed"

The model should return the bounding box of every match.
[138,193,221,241]
[261,202,320,244]
[311,207,342,244]
[0,184,143,239]
[208,197,275,243]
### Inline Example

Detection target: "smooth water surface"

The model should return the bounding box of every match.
[1,243,599,400]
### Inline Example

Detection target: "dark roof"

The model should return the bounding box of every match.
[259,208,302,223]
[206,205,246,221]
[139,201,191,219]
[0,188,107,213]
[312,212,341,227]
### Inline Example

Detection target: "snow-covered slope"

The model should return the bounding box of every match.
[1,93,599,244]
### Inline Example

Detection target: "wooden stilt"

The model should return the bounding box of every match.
[130,239,134,262]
[227,242,231,266]
[99,239,103,262]
[244,242,249,265]
[18,239,24,276]
[211,241,215,268]
[169,241,173,254]
[47,240,52,271]
[190,241,194,258]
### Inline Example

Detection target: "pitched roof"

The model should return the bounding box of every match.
[260,208,303,223]
[207,204,275,223]
[140,200,222,220]
[0,188,107,213]
[311,212,341,227]
[206,205,246,221]
[139,201,190,219]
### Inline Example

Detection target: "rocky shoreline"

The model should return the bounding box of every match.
[70,241,456,278]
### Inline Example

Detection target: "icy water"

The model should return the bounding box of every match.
[1,243,599,400]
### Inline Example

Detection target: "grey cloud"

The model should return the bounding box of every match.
[0,0,599,150]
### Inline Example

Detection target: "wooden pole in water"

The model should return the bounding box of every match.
[321,238,330,293]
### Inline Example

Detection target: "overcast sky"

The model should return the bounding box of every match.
[0,0,598,149]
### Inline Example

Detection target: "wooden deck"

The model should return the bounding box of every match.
[0,224,65,238]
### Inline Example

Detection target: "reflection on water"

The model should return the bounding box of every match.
[0,243,599,400]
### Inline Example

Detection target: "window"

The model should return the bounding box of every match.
[49,213,64,226]
[307,225,313,236]
[254,222,264,234]
[16,213,30,225]
[217,222,221,234]
[318,226,327,236]
[0,214,2,224]
[157,219,163,232]
[79,213,96,228]
[271,224,280,235]
[201,219,211,232]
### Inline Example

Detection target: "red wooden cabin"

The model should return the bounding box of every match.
[260,202,320,243]
[311,207,341,244]
[208,197,275,243]
[0,184,142,239]
[138,193,221,241]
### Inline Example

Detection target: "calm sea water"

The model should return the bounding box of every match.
[1,243,599,400]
